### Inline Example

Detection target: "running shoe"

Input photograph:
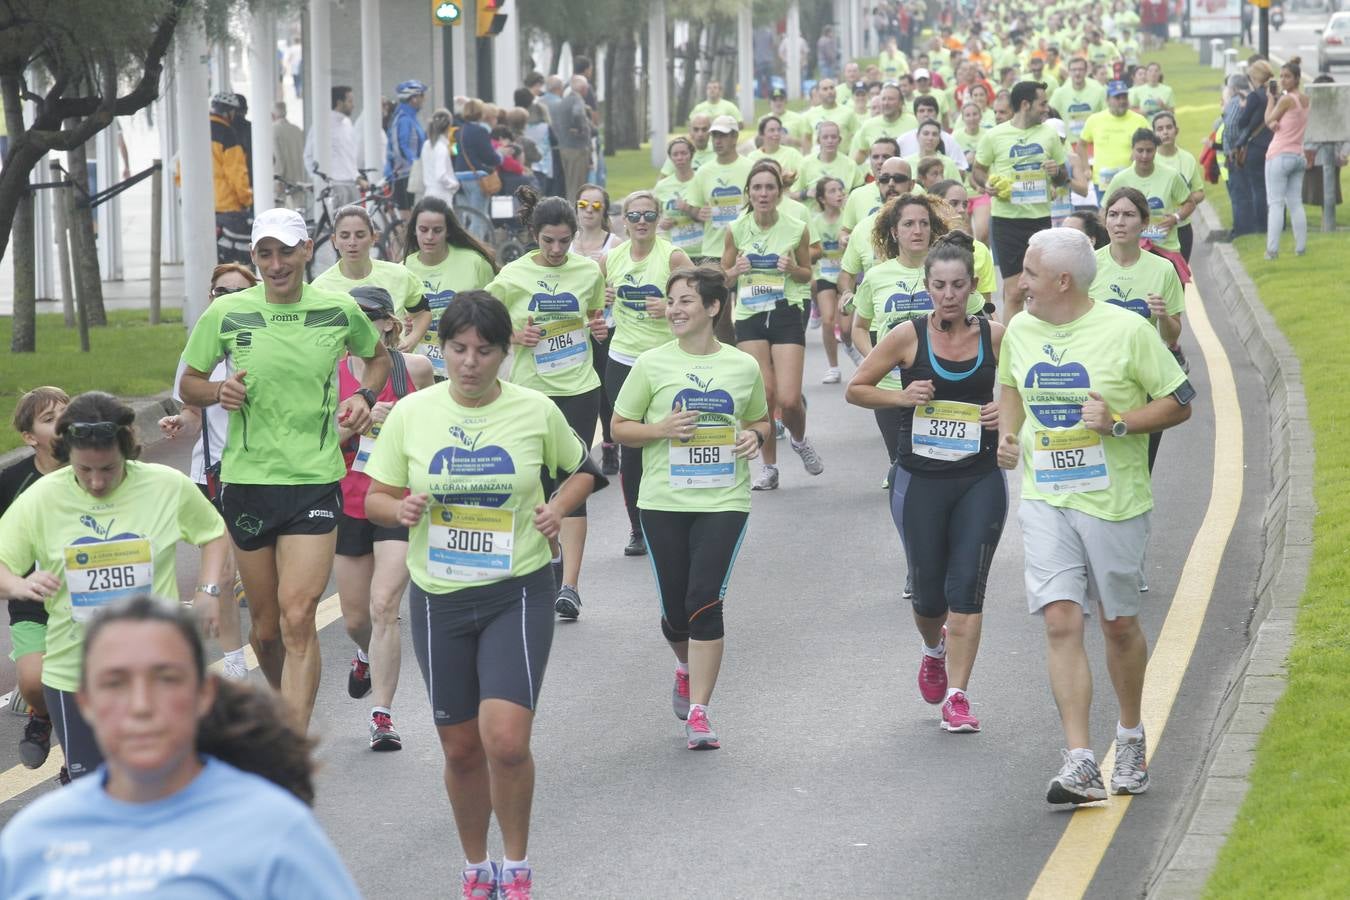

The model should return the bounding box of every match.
[57,765,71,786]
[369,711,403,752]
[774,418,786,440]
[686,706,721,750]
[1111,733,1150,795]
[461,862,500,899]
[499,865,533,900]
[791,437,824,475]
[19,714,52,769]
[845,344,865,367]
[672,668,691,720]
[221,654,248,681]
[601,442,620,476]
[555,585,582,620]
[347,656,372,699]
[917,651,947,704]
[751,465,779,491]
[624,530,648,557]
[902,572,913,602]
[940,691,980,733]
[821,366,842,384]
[1046,749,1108,805]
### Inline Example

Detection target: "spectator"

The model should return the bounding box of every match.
[453,97,502,237]
[817,25,839,80]
[495,108,541,196]
[1227,59,1275,237]
[306,85,367,206]
[420,107,459,204]
[1263,59,1310,259]
[271,102,306,210]
[540,74,565,125]
[209,93,252,264]
[231,94,254,189]
[556,75,593,198]
[385,79,429,222]
[754,25,777,98]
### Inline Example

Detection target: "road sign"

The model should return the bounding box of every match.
[432,0,461,25]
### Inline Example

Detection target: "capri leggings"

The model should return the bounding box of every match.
[603,358,642,531]
[640,509,749,643]
[591,333,614,444]
[890,466,1008,617]
[409,566,556,726]
[544,388,600,518]
[45,686,102,779]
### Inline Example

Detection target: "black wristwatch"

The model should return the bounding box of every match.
[355,388,378,408]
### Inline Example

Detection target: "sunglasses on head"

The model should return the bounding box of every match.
[577,199,605,211]
[66,421,120,440]
[877,174,912,184]
[210,285,245,299]
[625,210,659,223]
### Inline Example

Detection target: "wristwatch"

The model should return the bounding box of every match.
[355,388,378,408]
[195,583,221,597]
[1111,414,1129,438]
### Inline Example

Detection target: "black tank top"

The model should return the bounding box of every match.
[897,314,997,477]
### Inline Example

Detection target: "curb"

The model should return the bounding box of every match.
[1145,205,1315,897]
[0,392,182,476]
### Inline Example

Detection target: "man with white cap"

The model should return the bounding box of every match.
[178,208,392,732]
[909,69,949,129]
[680,115,754,262]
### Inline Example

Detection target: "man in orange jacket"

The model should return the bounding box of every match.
[211,93,253,264]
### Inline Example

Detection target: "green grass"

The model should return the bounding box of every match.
[1,310,187,455]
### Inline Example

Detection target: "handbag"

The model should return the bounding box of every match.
[464,130,502,195]
[407,155,425,196]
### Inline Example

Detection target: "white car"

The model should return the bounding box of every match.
[1318,12,1350,72]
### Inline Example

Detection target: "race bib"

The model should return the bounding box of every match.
[427,504,515,581]
[1097,167,1121,191]
[65,538,153,623]
[669,424,736,488]
[1032,428,1110,494]
[1050,188,1074,226]
[352,424,381,473]
[711,195,741,226]
[911,401,982,461]
[1011,171,1048,206]
[670,222,704,250]
[1070,118,1087,138]
[738,269,787,311]
[532,318,588,373]
[1141,220,1168,241]
[820,244,842,281]
[420,336,446,376]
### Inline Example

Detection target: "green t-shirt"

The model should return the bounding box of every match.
[685,155,755,259]
[841,182,886,232]
[404,247,497,377]
[1155,147,1202,227]
[363,381,588,593]
[1085,40,1122,67]
[485,254,605,397]
[180,283,381,485]
[850,113,920,158]
[1081,109,1151,187]
[974,121,1068,220]
[612,341,769,512]
[311,259,425,320]
[761,109,813,147]
[840,211,880,279]
[974,239,997,297]
[954,127,983,157]
[605,238,678,361]
[0,461,224,692]
[749,145,805,181]
[659,145,717,178]
[690,99,742,123]
[796,153,860,199]
[852,258,932,390]
[1104,164,1193,252]
[654,172,705,255]
[878,49,910,80]
[1128,83,1174,118]
[728,212,809,319]
[805,104,862,149]
[997,300,1188,520]
[904,153,962,183]
[1049,80,1106,140]
[810,210,845,283]
[1089,246,1185,333]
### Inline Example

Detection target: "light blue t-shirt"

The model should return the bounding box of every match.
[0,757,361,899]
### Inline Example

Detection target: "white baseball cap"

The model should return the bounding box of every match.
[250,208,310,248]
[709,115,740,134]
[913,68,932,80]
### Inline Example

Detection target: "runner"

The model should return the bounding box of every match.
[811,176,848,383]
[681,116,754,264]
[722,160,823,491]
[837,156,915,361]
[0,596,361,899]
[401,195,499,381]
[572,183,624,476]
[179,207,391,730]
[1049,57,1106,145]
[659,114,714,178]
[364,291,606,900]
[928,179,998,309]
[1103,128,1196,265]
[0,392,228,779]
[1149,111,1206,264]
[600,191,693,557]
[971,80,1070,321]
[1,387,69,771]
[485,188,609,620]
[903,122,962,183]
[333,286,435,751]
[749,116,805,185]
[612,266,770,750]
[161,263,257,682]
[794,120,859,204]
[997,227,1194,804]
[1079,81,1150,197]
[841,138,901,235]
[847,231,1007,736]
[654,136,705,259]
[312,205,433,350]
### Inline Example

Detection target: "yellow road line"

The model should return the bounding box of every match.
[0,593,343,808]
[1028,283,1245,897]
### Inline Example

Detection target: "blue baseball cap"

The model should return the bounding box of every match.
[1107,80,1130,97]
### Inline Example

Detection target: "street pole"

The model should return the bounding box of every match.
[249,7,276,212]
[648,0,670,170]
[1319,143,1337,232]
[360,0,383,176]
[174,26,216,329]
[737,6,753,123]
[150,160,162,325]
[309,0,333,180]
[786,2,802,100]
[1259,7,1268,59]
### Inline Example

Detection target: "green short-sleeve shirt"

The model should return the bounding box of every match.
[1089,246,1186,335]
[606,238,678,360]
[685,156,756,259]
[404,247,497,376]
[311,259,426,320]
[1104,164,1194,252]
[974,121,1068,220]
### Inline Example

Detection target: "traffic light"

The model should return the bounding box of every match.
[431,0,461,26]
[477,0,507,37]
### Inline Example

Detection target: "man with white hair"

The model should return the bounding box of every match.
[997,227,1194,806]
[557,75,592,197]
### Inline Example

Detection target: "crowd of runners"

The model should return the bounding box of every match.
[0,1,1227,896]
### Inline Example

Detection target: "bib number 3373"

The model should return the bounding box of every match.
[65,538,153,622]
[912,401,981,461]
[1032,429,1110,493]
[428,504,515,581]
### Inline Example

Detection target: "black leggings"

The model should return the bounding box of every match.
[1178,223,1194,263]
[591,333,614,444]
[603,358,643,531]
[890,466,1007,617]
[640,509,749,642]
[874,407,904,466]
[546,389,600,518]
[46,685,102,779]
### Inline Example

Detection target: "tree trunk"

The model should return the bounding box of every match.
[64,122,107,327]
[603,31,640,154]
[3,75,36,351]
[673,21,703,126]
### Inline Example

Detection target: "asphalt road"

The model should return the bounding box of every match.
[0,237,1270,899]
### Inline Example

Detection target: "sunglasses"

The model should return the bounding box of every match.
[210,285,245,299]
[877,174,912,184]
[625,210,659,223]
[577,199,605,211]
[66,421,120,440]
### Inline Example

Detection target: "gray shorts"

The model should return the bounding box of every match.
[1018,500,1150,621]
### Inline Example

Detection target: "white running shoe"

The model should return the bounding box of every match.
[751,465,779,491]
[821,367,842,384]
[790,437,824,475]
[845,344,865,367]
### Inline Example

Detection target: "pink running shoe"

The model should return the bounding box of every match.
[686,706,721,750]
[673,668,691,720]
[461,863,498,899]
[941,691,980,733]
[499,865,533,900]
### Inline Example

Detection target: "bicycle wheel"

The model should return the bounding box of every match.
[453,202,494,245]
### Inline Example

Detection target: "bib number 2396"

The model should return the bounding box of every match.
[64,538,154,622]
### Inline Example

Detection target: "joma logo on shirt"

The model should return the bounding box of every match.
[270,313,300,322]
